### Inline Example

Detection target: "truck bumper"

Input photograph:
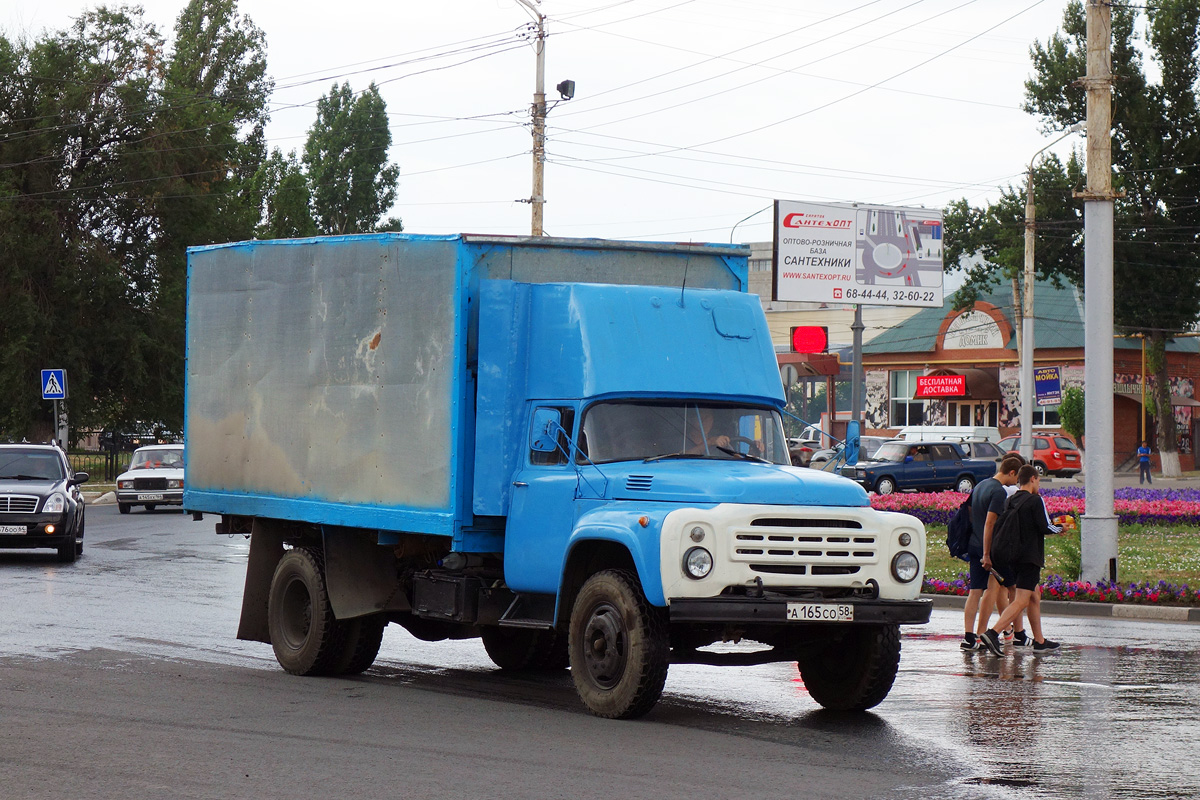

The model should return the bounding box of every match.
[667,596,932,625]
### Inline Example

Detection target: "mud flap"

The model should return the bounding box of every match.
[237,519,286,643]
[322,526,410,620]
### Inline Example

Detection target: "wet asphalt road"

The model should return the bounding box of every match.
[1,505,1197,799]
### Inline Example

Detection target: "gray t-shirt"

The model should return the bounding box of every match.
[969,476,1007,553]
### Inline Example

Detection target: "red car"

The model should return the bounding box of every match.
[997,434,1082,477]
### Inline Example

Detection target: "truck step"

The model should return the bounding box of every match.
[498,593,557,630]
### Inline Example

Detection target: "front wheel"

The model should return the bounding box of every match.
[569,569,670,719]
[56,534,78,564]
[1033,461,1048,477]
[875,477,897,495]
[267,547,347,676]
[955,475,975,493]
[798,624,901,711]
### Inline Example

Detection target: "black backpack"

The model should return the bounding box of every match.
[946,496,972,562]
[989,502,1024,566]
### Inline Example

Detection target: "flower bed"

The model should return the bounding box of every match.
[923,571,1200,606]
[871,488,1200,527]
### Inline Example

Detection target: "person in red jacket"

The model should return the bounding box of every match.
[980,465,1062,655]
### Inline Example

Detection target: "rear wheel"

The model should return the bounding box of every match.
[267,547,347,675]
[118,503,131,514]
[333,614,386,675]
[482,627,569,671]
[955,475,975,493]
[145,504,156,512]
[569,569,669,719]
[798,624,901,711]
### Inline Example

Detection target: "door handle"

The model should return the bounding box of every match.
[512,481,528,487]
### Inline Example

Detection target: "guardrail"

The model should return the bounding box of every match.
[66,451,132,482]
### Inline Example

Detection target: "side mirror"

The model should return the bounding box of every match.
[844,421,860,466]
[530,408,563,453]
[72,472,90,485]
[904,455,914,464]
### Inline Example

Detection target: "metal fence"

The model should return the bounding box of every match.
[66,451,133,483]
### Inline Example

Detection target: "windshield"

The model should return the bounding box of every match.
[0,449,65,480]
[579,401,790,465]
[871,442,910,463]
[130,448,185,470]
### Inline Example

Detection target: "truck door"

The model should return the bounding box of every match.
[503,406,579,595]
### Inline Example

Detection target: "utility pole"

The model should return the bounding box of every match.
[1078,0,1119,583]
[517,0,547,236]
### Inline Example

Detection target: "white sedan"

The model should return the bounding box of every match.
[115,444,185,514]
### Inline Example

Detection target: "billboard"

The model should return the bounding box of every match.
[1034,366,1062,406]
[772,200,944,307]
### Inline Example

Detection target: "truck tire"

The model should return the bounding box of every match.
[482,627,569,671]
[798,624,901,711]
[568,569,669,719]
[332,614,386,675]
[267,547,348,676]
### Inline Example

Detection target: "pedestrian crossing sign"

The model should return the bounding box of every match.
[42,369,67,400]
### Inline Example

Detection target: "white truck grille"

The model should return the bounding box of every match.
[730,517,879,576]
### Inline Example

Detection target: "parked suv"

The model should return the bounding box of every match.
[0,443,89,562]
[997,434,1081,477]
[116,444,185,513]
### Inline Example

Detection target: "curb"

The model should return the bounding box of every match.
[84,492,116,505]
[925,593,1200,623]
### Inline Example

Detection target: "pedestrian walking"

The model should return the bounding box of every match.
[980,465,1061,656]
[959,454,1025,650]
[1138,440,1153,485]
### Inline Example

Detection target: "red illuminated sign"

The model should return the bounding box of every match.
[915,375,965,398]
[790,326,829,354]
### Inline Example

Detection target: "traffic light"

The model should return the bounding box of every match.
[790,325,829,354]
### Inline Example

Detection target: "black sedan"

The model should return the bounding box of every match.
[840,440,996,495]
[0,444,89,562]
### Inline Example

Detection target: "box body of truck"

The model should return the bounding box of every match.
[186,233,929,718]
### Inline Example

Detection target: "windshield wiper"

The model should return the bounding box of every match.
[0,474,48,480]
[715,446,769,463]
[643,452,716,463]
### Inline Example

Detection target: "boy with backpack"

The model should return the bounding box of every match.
[959,454,1025,650]
[980,464,1062,655]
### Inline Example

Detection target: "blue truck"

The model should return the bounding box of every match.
[184,233,931,719]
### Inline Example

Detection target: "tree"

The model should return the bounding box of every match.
[0,0,273,441]
[303,82,401,234]
[945,0,1200,476]
[255,148,317,239]
[1059,386,1085,445]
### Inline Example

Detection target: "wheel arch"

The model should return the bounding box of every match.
[556,537,638,629]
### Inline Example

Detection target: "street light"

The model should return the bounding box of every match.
[1020,122,1085,462]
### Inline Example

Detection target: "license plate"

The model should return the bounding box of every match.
[786,602,854,622]
[0,525,27,535]
[137,493,164,501]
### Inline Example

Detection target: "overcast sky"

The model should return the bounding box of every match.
[5,0,1086,245]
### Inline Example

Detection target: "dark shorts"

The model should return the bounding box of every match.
[969,550,1018,591]
[991,562,1041,592]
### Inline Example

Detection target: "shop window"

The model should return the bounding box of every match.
[890,370,925,427]
[1033,405,1061,427]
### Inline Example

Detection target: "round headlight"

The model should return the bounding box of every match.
[683,547,713,579]
[898,532,912,547]
[891,551,920,583]
[42,492,66,514]
[689,526,705,543]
